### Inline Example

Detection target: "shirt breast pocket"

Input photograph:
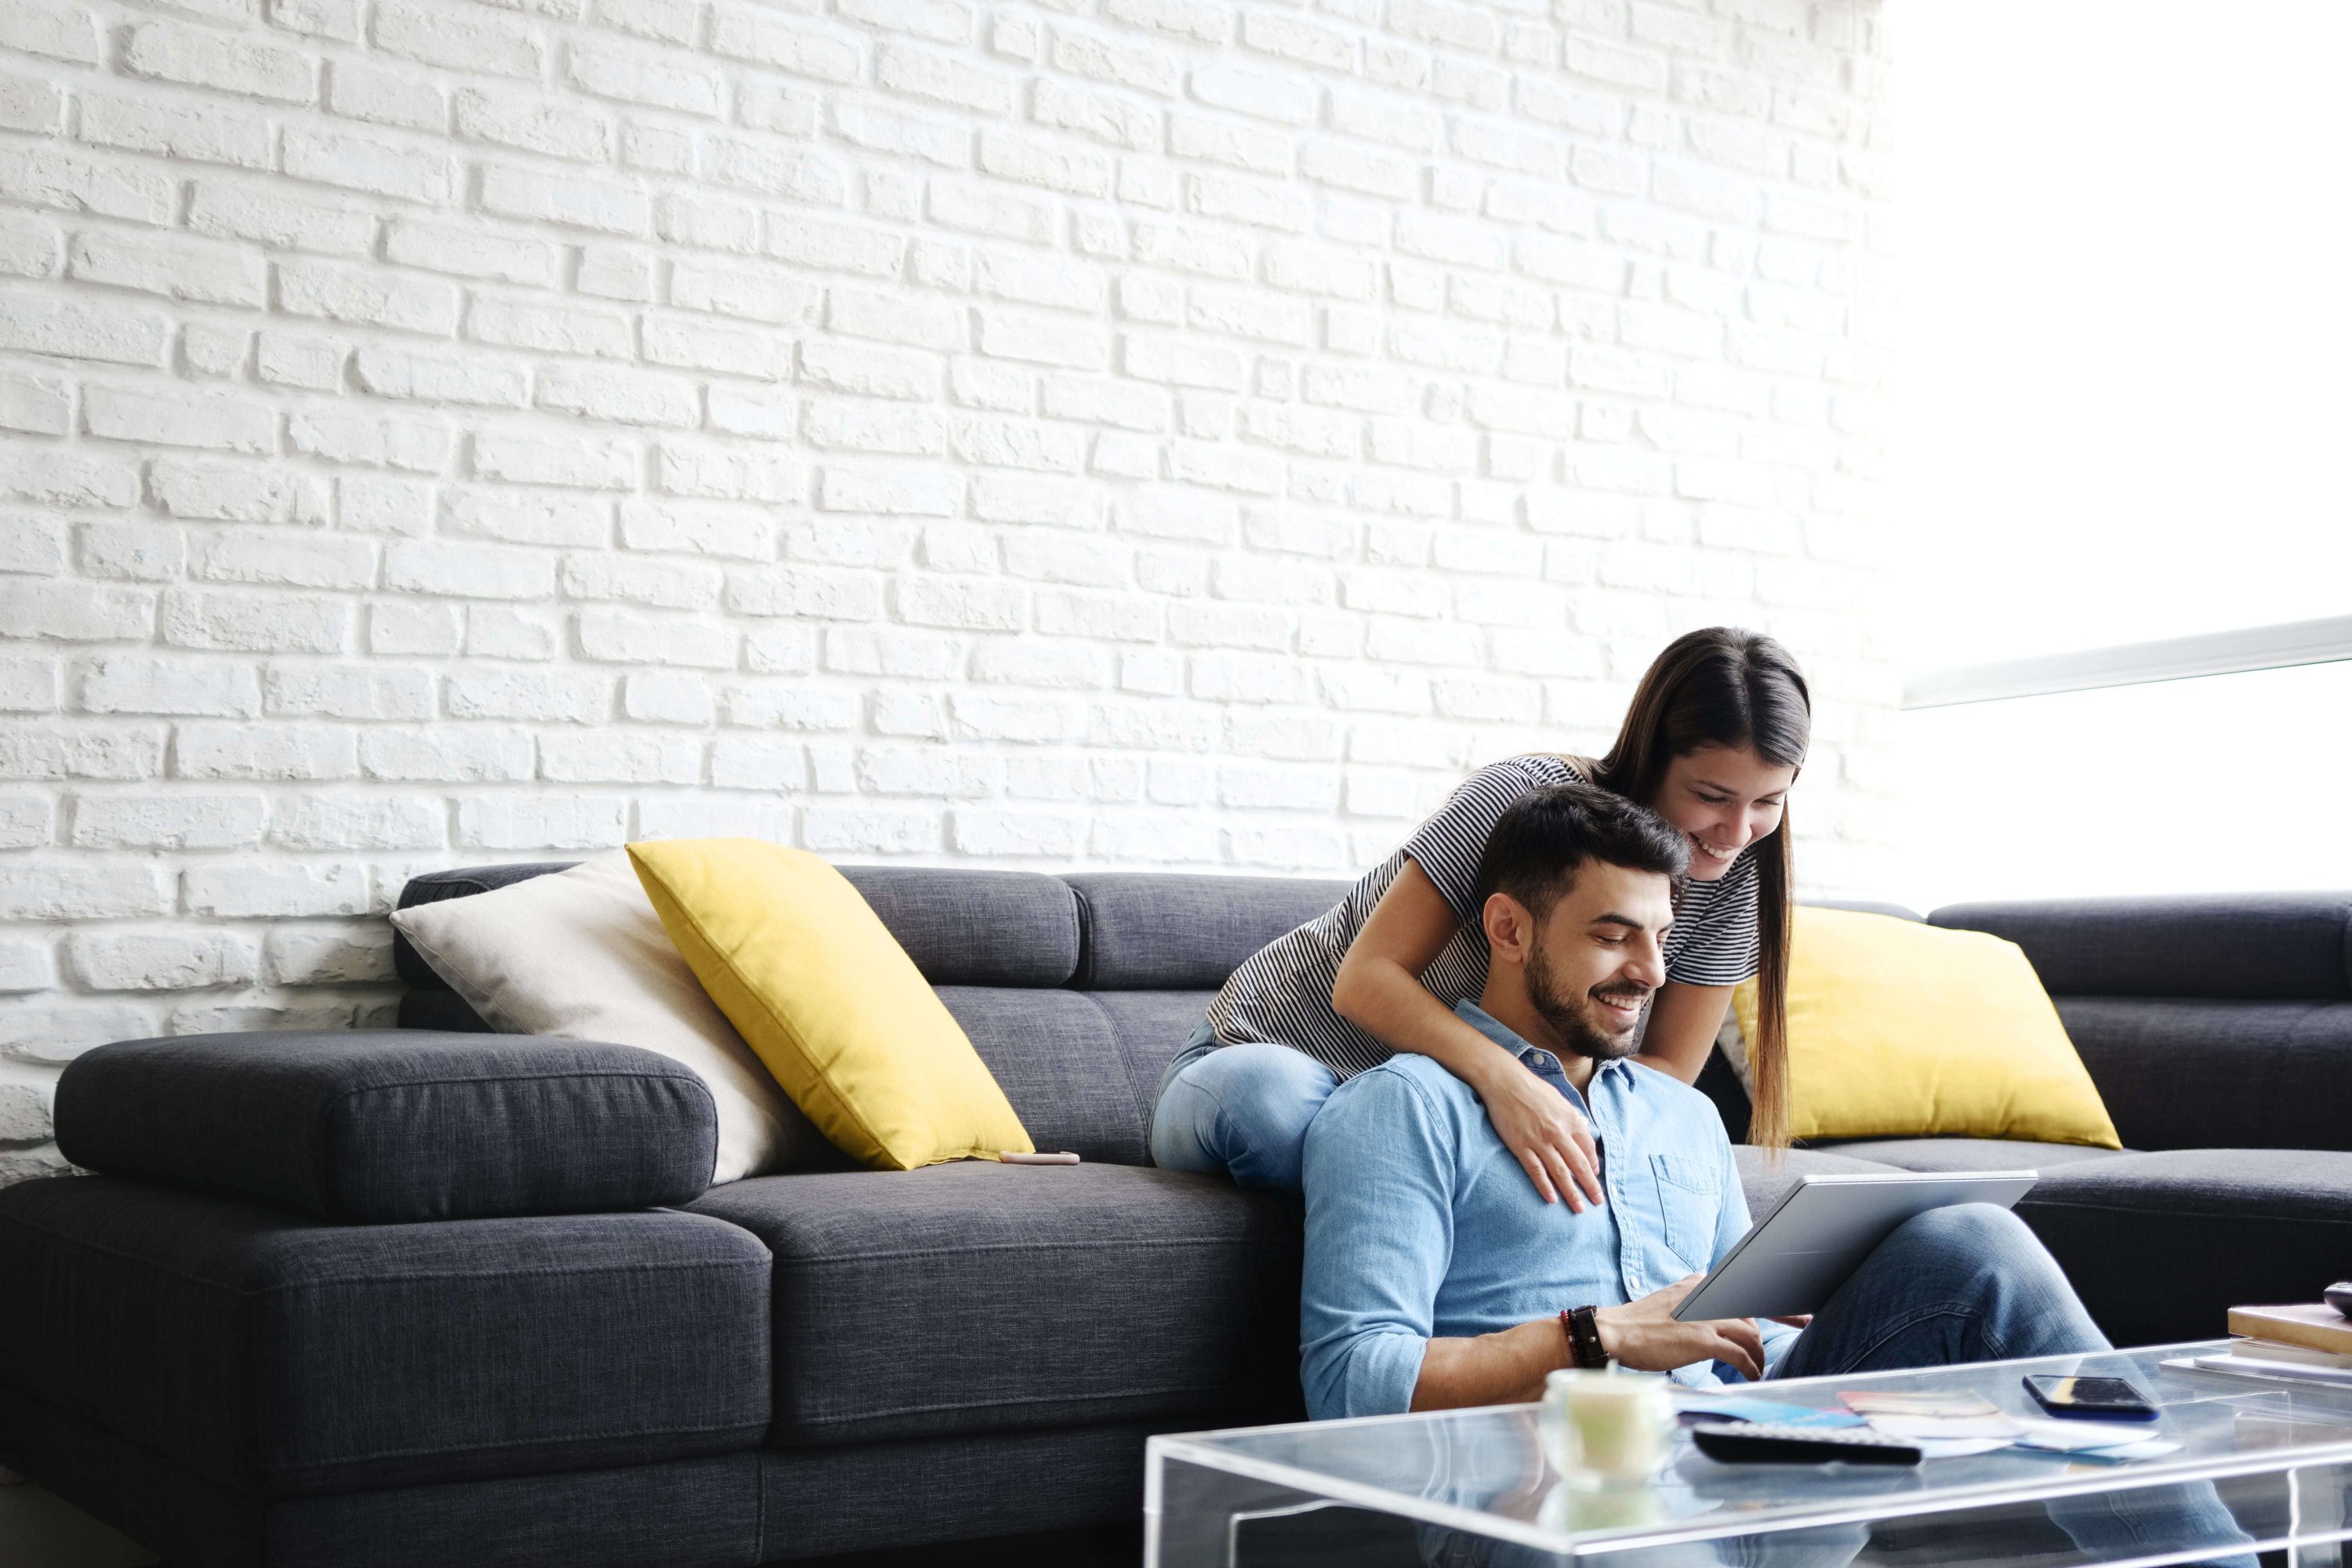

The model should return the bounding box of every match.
[1649,1152,1722,1275]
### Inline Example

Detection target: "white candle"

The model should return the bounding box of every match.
[1541,1367,1672,1486]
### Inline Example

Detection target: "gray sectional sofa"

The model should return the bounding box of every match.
[2,862,2348,1567]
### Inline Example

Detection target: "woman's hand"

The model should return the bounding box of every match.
[1473,1057,1605,1210]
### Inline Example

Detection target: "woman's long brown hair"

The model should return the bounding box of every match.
[1590,628,1809,1151]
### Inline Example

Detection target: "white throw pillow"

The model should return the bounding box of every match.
[390,851,826,1183]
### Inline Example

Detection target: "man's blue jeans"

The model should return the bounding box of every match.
[1421,1204,2256,1568]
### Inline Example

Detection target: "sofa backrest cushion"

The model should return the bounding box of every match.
[1067,873,1349,989]
[833,866,1080,987]
[396,861,1080,993]
[1929,893,2352,1001]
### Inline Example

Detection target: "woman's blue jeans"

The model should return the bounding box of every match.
[1148,1022,1336,1192]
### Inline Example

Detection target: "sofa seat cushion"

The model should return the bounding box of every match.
[2014,1149,2352,1347]
[686,1162,1302,1446]
[1806,1138,2129,1174]
[0,1178,771,1497]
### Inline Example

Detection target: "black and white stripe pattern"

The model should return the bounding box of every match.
[1207,754,1763,1081]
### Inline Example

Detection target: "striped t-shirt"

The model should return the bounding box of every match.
[1207,754,1762,1081]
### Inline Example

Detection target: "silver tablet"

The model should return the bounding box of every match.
[1671,1170,2040,1322]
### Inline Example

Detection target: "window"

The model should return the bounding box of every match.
[1889,0,2352,906]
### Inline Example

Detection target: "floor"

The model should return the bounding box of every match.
[0,1481,1156,1568]
[0,1483,156,1568]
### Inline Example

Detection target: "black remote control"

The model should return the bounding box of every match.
[1692,1421,1924,1466]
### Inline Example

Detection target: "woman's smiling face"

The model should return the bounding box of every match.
[1651,744,1798,881]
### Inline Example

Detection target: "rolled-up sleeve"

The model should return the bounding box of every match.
[1299,1068,1456,1420]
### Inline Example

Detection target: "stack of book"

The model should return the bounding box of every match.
[2179,1304,2352,1386]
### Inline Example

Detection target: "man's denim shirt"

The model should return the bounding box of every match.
[1298,1000,1798,1421]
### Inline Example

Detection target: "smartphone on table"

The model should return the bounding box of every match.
[2022,1374,2159,1421]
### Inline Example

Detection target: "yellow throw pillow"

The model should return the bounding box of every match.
[1731,907,2122,1148]
[627,839,1033,1171]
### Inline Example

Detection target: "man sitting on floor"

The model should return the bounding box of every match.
[1301,782,2109,1414]
[1299,782,2252,1566]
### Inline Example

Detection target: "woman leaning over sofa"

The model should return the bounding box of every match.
[1147,626,1809,1203]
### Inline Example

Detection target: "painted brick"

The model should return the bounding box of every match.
[74,521,184,583]
[455,794,629,850]
[0,861,170,920]
[278,259,458,335]
[358,726,533,782]
[0,146,176,228]
[383,540,558,601]
[182,861,369,918]
[538,731,702,783]
[0,2,103,66]
[263,926,395,985]
[78,656,261,718]
[187,180,376,256]
[0,0,1898,1093]
[566,39,724,114]
[539,365,699,427]
[152,460,328,524]
[173,722,358,780]
[78,92,274,171]
[0,296,170,368]
[85,383,277,455]
[71,793,269,851]
[270,793,447,849]
[575,606,735,667]
[443,667,608,723]
[124,21,316,104]
[371,0,543,78]
[327,60,445,130]
[0,371,70,438]
[160,589,348,654]
[263,663,434,720]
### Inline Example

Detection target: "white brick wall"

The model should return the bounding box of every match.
[0,0,1898,1183]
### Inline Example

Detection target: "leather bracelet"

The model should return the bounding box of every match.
[1566,1305,1607,1370]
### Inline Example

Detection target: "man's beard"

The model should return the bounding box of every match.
[1525,942,1652,1063]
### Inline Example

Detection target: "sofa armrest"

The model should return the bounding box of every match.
[56,1031,718,1222]
[1929,892,2352,1000]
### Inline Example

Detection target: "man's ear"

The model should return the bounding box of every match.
[1481,892,1534,965]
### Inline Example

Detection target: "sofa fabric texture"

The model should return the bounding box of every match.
[687,1162,1302,1447]
[2053,996,2352,1154]
[54,1032,720,1222]
[1066,873,1351,989]
[0,1385,766,1568]
[0,1178,771,1497]
[8,863,2352,1568]
[1932,892,2352,1000]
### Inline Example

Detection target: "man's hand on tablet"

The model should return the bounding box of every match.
[1595,1274,1766,1381]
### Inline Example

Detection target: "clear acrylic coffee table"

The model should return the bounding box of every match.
[1145,1342,2352,1566]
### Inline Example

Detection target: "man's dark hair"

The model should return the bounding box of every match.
[1474,783,1690,924]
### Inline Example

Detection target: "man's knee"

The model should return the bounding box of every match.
[1893,1202,2038,1257]
[1884,1203,2104,1354]
[1870,1205,2063,1307]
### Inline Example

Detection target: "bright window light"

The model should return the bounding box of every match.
[1886,0,2352,907]
[1891,0,2352,670]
